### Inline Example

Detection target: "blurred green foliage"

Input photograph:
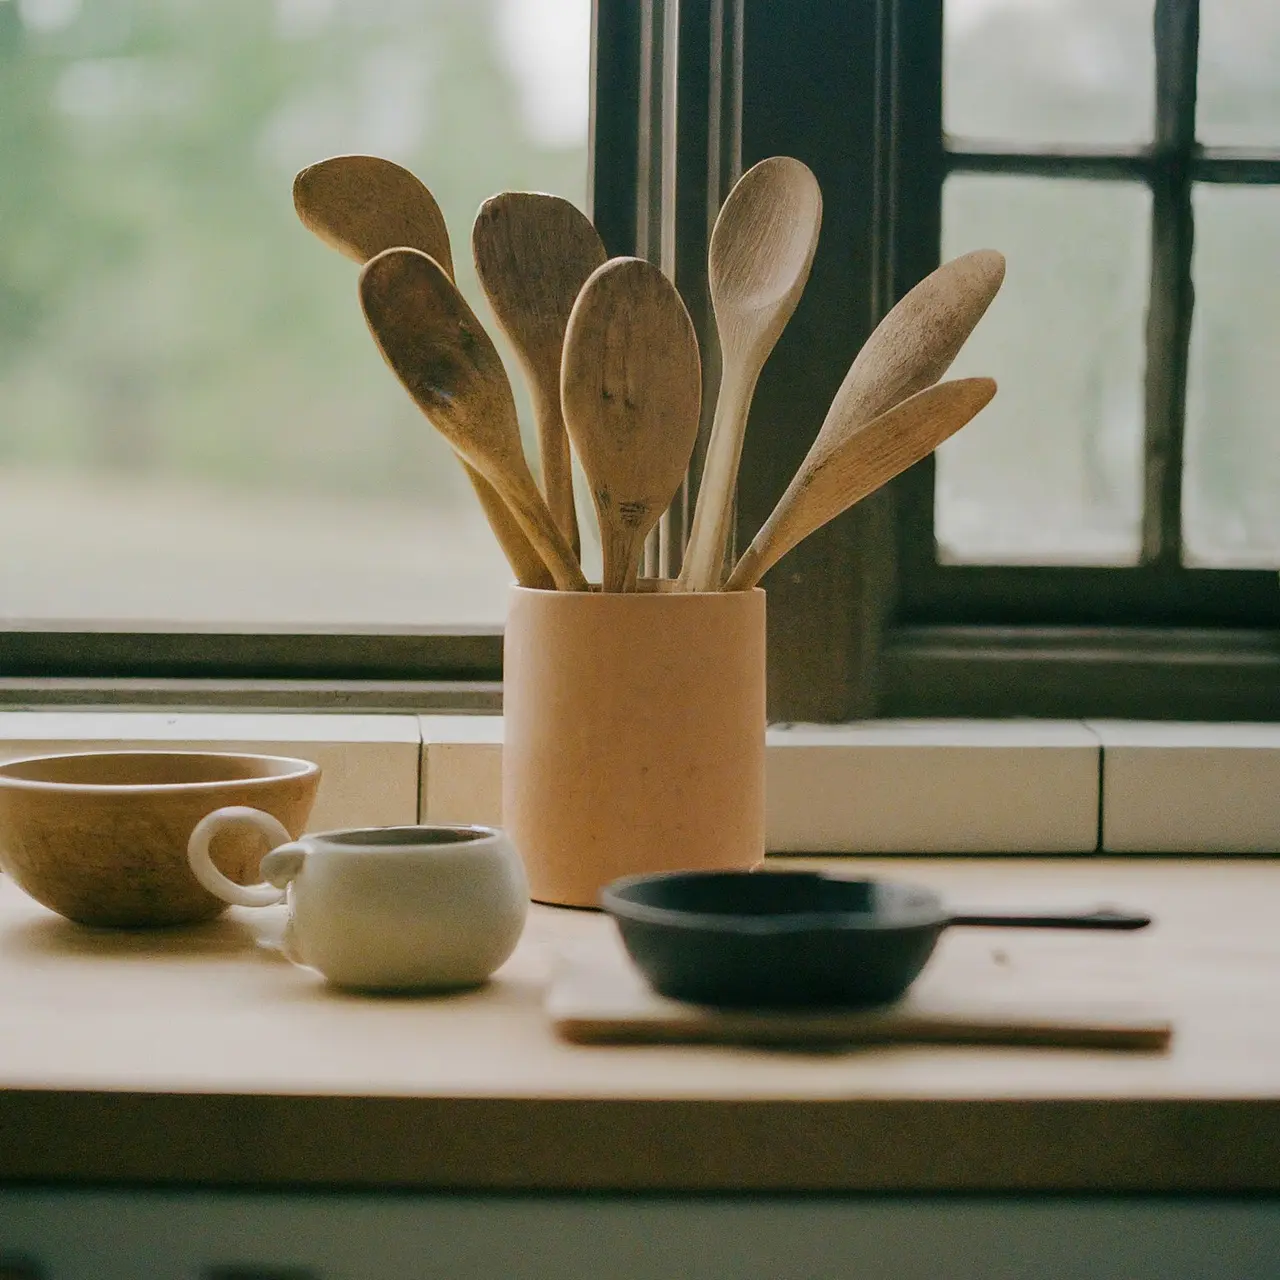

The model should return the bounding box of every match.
[0,0,586,500]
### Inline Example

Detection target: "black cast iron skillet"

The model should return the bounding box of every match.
[601,870,1151,1009]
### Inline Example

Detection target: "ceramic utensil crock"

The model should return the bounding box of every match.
[0,750,320,928]
[502,582,767,908]
[187,817,529,991]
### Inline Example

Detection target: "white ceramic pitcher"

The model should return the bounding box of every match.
[188,812,528,992]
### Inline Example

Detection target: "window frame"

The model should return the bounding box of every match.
[719,0,1280,721]
[885,0,1280,719]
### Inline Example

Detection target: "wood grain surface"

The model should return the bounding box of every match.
[547,953,1173,1050]
[2,858,1279,1192]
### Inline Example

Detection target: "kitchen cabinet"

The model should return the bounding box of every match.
[5,1187,1280,1279]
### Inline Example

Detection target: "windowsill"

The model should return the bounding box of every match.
[0,710,1277,854]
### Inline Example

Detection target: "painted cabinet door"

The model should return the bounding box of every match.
[3,1189,1280,1279]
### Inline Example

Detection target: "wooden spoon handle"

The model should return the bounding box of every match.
[492,468,589,592]
[724,378,995,591]
[462,460,555,589]
[533,386,581,562]
[677,367,756,592]
[601,523,644,593]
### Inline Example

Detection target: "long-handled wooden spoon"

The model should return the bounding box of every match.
[360,247,588,591]
[678,156,822,592]
[561,257,702,592]
[292,154,554,589]
[472,192,606,560]
[724,377,996,591]
[827,248,1005,433]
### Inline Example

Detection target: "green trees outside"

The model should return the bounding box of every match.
[0,0,586,504]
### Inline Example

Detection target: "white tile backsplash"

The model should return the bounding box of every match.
[1090,720,1280,853]
[0,712,1276,854]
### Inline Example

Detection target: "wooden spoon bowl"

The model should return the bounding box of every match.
[292,154,554,588]
[360,247,587,591]
[679,156,823,591]
[473,192,606,557]
[561,257,703,592]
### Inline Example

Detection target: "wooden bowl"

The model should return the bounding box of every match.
[0,750,320,927]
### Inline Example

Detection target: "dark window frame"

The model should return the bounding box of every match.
[4,0,1279,721]
[888,0,1280,719]
[718,0,1280,721]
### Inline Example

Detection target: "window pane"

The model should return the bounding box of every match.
[0,0,590,627]
[937,176,1149,565]
[1184,186,1280,568]
[944,0,1154,146]
[1198,0,1280,147]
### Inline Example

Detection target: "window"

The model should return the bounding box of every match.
[3,0,1278,721]
[0,0,592,692]
[668,0,1280,721]
[885,0,1280,720]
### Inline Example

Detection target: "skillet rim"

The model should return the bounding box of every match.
[601,869,946,936]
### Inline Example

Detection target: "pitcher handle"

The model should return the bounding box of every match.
[187,806,300,908]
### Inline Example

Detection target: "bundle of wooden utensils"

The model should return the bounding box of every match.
[293,153,1004,593]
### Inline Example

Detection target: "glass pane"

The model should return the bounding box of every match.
[1198,0,1280,147]
[0,0,591,627]
[937,176,1149,565]
[944,0,1154,146]
[1184,186,1280,567]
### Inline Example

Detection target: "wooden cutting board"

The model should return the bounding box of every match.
[547,950,1174,1051]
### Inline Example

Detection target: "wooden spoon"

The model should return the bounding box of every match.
[360,247,588,591]
[561,257,702,592]
[293,154,454,272]
[292,155,554,589]
[724,377,996,591]
[827,247,1005,434]
[472,192,607,560]
[678,156,822,592]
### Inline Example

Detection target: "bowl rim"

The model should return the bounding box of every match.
[0,749,320,794]
[600,869,946,936]
[301,823,505,849]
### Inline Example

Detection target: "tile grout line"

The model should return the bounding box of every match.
[1095,743,1106,854]
[1081,719,1107,855]
[416,729,426,825]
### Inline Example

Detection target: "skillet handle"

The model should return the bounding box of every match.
[948,905,1151,930]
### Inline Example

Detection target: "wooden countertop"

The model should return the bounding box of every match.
[2,858,1279,1193]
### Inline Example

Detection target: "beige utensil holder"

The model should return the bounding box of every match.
[503,583,766,908]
